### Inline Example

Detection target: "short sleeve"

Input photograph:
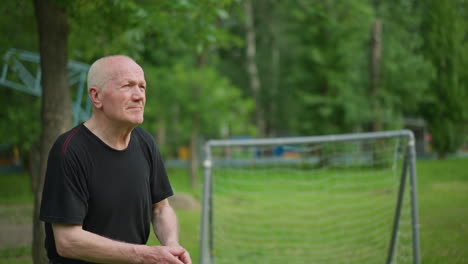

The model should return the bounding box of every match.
[147,136,173,204]
[40,140,89,225]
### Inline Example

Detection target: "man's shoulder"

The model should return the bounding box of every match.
[132,126,162,157]
[53,124,86,155]
[133,126,155,143]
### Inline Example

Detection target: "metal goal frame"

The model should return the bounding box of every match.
[199,130,420,264]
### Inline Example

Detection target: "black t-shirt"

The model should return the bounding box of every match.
[40,124,173,264]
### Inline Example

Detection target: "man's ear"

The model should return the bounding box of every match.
[89,86,103,109]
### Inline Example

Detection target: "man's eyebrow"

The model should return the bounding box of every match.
[120,79,146,85]
[121,79,136,84]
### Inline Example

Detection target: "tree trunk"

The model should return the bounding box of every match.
[369,19,384,165]
[369,19,382,132]
[244,0,266,137]
[270,27,280,137]
[188,54,206,188]
[33,0,71,263]
[156,118,166,146]
[189,113,199,188]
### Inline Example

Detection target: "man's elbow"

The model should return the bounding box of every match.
[53,225,82,259]
[55,240,70,258]
[55,236,76,258]
[152,199,174,217]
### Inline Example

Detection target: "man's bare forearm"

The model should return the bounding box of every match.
[52,224,185,264]
[53,224,145,263]
[152,200,179,246]
[152,200,192,264]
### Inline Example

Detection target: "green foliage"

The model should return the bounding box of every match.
[67,0,242,64]
[142,60,255,156]
[140,0,242,56]
[421,0,468,157]
[0,0,466,161]
[285,0,374,135]
[67,0,147,61]
[379,0,434,115]
[65,0,249,159]
[0,1,40,160]
[0,1,37,54]
[0,88,41,160]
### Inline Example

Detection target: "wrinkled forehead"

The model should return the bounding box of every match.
[88,56,145,89]
[106,58,145,83]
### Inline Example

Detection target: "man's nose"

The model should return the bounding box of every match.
[132,86,145,100]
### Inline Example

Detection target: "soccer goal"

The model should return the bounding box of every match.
[199,130,420,264]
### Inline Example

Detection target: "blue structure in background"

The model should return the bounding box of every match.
[229,136,300,158]
[0,49,91,125]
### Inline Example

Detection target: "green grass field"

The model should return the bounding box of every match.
[0,157,467,263]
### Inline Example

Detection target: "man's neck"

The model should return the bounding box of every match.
[84,116,136,150]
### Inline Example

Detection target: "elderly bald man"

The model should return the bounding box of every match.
[40,55,191,264]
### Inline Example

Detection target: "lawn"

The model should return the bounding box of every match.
[0,157,467,263]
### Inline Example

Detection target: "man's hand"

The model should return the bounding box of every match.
[138,245,191,264]
[151,199,191,263]
[171,246,191,264]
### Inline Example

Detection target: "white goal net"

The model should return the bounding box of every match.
[199,130,420,264]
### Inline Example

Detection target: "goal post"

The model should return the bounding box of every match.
[199,130,420,264]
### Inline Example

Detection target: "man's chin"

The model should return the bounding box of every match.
[134,116,144,125]
[123,116,144,126]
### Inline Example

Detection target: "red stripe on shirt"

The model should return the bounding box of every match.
[61,125,82,155]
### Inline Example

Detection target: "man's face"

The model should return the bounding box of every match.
[100,60,146,126]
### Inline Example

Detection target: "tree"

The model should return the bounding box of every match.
[0,0,40,186]
[130,0,245,187]
[244,0,266,137]
[0,1,37,53]
[370,0,433,132]
[286,0,374,135]
[215,0,303,136]
[67,0,146,61]
[421,0,468,157]
[369,17,382,132]
[143,60,254,187]
[33,0,247,191]
[33,0,71,263]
